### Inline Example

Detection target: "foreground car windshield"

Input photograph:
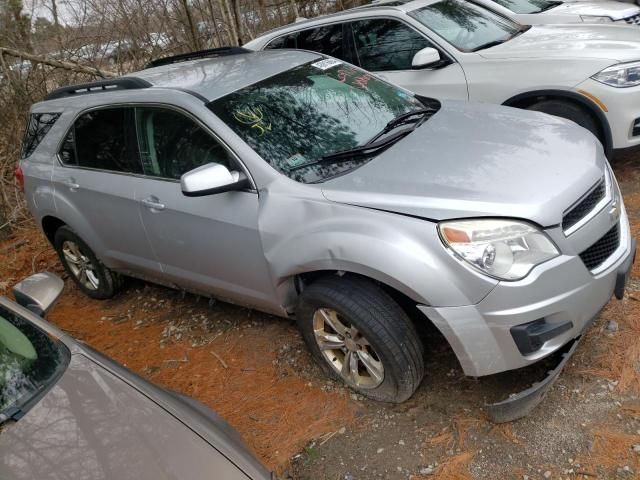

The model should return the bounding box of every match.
[208,60,428,183]
[0,306,69,414]
[409,0,521,52]
[491,0,562,14]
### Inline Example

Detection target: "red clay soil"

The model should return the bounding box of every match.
[0,229,357,472]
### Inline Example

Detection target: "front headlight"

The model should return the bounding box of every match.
[580,15,613,23]
[438,219,559,281]
[592,61,640,88]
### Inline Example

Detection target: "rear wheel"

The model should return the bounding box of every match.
[53,226,121,299]
[527,99,601,143]
[296,275,424,403]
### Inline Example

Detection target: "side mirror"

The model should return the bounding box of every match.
[412,47,444,69]
[181,162,249,197]
[12,272,64,317]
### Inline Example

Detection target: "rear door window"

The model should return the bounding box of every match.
[267,24,346,61]
[21,113,61,158]
[134,107,236,180]
[59,108,142,174]
[350,18,432,71]
[297,24,345,60]
[265,32,299,49]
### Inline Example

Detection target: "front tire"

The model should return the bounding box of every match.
[53,226,121,300]
[296,275,425,403]
[527,99,601,143]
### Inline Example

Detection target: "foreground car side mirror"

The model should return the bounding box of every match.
[412,47,447,69]
[12,272,64,317]
[181,162,250,197]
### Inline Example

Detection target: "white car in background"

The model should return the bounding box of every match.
[245,0,640,157]
[473,0,640,26]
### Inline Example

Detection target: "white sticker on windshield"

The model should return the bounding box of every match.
[311,58,342,71]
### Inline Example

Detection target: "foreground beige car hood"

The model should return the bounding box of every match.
[0,354,252,480]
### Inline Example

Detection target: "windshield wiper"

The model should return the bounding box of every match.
[287,128,412,172]
[471,26,530,52]
[374,108,435,140]
[287,109,434,173]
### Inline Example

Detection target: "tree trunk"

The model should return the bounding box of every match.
[206,0,222,47]
[181,0,201,50]
[221,0,239,46]
[230,0,243,45]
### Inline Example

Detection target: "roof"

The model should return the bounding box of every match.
[129,49,321,101]
[246,0,419,40]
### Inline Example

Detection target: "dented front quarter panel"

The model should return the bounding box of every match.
[256,178,498,311]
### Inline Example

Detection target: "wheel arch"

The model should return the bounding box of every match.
[41,215,67,245]
[502,89,613,157]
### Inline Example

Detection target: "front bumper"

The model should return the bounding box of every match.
[574,78,640,150]
[419,211,635,378]
[486,239,634,423]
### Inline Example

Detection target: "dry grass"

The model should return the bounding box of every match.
[621,403,640,419]
[432,451,477,480]
[410,452,476,480]
[578,291,640,393]
[453,415,483,450]
[577,428,640,476]
[489,423,520,444]
[429,429,455,449]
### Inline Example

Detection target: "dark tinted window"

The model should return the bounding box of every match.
[351,18,431,71]
[59,108,141,173]
[21,113,61,158]
[297,24,345,59]
[265,33,298,49]
[134,107,235,180]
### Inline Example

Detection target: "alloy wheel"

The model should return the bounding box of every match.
[62,240,100,290]
[312,307,384,389]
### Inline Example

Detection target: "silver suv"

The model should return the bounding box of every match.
[18,48,636,419]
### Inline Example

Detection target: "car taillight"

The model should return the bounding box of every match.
[15,164,25,192]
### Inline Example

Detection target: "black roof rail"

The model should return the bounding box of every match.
[45,77,152,101]
[145,46,251,69]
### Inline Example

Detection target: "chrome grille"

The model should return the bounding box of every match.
[624,14,640,25]
[579,224,620,271]
[562,178,606,231]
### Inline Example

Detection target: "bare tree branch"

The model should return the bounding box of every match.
[0,47,117,77]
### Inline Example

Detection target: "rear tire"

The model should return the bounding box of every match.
[527,99,601,143]
[53,226,122,299]
[296,275,424,403]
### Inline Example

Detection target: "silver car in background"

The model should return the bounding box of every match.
[17,48,636,420]
[0,273,271,480]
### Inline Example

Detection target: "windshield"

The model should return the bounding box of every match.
[491,0,562,14]
[0,305,69,415]
[409,0,522,52]
[208,59,431,183]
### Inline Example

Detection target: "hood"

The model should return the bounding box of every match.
[542,1,640,21]
[478,25,640,63]
[321,101,605,227]
[0,352,268,480]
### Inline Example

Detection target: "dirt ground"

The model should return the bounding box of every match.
[1,151,639,480]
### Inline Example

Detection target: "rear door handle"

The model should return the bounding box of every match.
[140,196,165,211]
[63,178,80,190]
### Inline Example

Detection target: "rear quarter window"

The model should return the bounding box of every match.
[21,113,61,159]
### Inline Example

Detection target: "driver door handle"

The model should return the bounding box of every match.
[140,196,165,211]
[63,178,80,190]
